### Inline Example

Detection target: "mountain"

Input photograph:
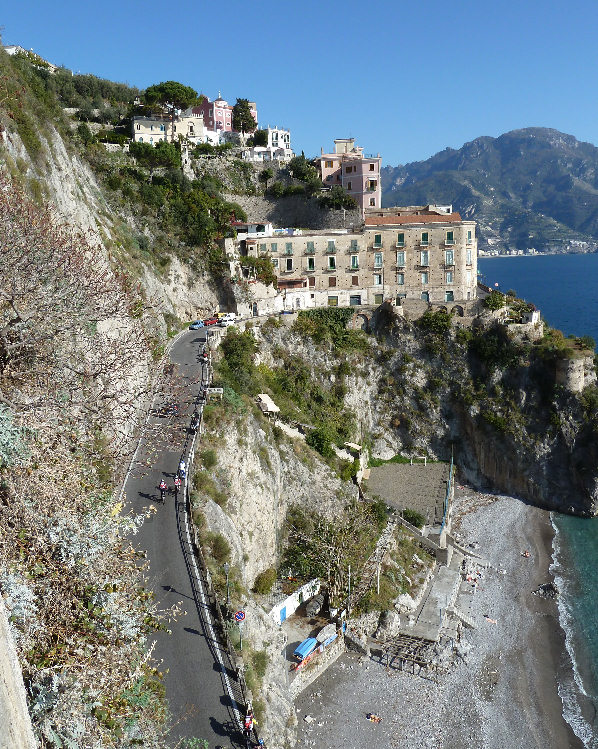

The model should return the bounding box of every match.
[381,128,598,253]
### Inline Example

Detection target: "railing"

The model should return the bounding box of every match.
[439,454,454,535]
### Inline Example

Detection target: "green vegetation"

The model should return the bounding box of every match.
[239,255,278,286]
[232,98,257,137]
[402,508,426,528]
[318,185,358,210]
[417,308,452,335]
[253,568,277,594]
[484,290,506,310]
[292,307,370,352]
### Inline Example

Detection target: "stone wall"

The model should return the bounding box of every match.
[289,635,345,699]
[224,193,363,231]
[0,598,36,749]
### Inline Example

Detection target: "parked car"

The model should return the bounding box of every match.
[203,317,218,326]
[218,319,235,327]
[189,320,205,330]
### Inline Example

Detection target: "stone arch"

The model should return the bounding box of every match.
[451,305,464,317]
[438,306,448,312]
[351,312,370,331]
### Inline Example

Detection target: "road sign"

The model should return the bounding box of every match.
[234,610,245,622]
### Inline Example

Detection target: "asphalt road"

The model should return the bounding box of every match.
[123,329,245,747]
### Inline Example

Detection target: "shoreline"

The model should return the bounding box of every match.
[295,490,584,748]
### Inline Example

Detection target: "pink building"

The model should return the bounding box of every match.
[192,94,258,133]
[320,138,381,215]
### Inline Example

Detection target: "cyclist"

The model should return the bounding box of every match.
[178,459,186,479]
[158,479,167,503]
[174,475,182,496]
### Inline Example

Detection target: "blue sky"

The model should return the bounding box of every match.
[3,0,598,167]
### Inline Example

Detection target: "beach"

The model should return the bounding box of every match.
[295,489,582,749]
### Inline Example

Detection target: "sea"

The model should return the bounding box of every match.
[479,254,598,747]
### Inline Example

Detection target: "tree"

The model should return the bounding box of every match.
[484,289,505,311]
[258,168,274,191]
[252,129,268,147]
[129,140,181,182]
[232,98,257,142]
[318,185,357,210]
[143,80,200,141]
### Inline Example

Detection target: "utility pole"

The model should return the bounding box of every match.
[377,560,381,596]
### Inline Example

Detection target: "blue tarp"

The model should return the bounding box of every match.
[293,637,318,661]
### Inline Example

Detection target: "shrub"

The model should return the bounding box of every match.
[484,290,505,311]
[403,508,425,528]
[417,308,452,335]
[201,449,217,468]
[207,533,231,564]
[253,568,276,594]
[305,425,335,459]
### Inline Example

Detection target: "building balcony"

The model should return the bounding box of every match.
[325,247,337,254]
[304,267,316,273]
[346,247,360,254]
[445,240,456,246]
[304,248,315,255]
[284,249,293,256]
[346,266,359,272]
[395,242,405,248]
[372,242,383,249]
[323,266,337,272]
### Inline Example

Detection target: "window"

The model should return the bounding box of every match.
[345,166,353,173]
[326,175,333,181]
[272,258,278,268]
[370,198,376,206]
[374,252,383,268]
[307,257,315,271]
[374,293,383,304]
[328,277,337,287]
[446,271,454,283]
[445,250,454,265]
[136,124,140,130]
[421,291,429,302]
[421,232,429,245]
[351,255,359,269]
[374,274,382,286]
[446,230,455,245]
[466,270,472,284]
[327,240,336,252]
[285,242,293,255]
[373,234,382,248]
[328,295,338,306]
[138,137,143,142]
[397,273,405,285]
[467,229,473,244]
[350,239,358,251]
[160,125,165,131]
[420,250,429,266]
[347,181,352,190]
[271,242,278,252]
[396,251,405,266]
[259,243,267,253]
[421,272,429,284]
[308,277,315,287]
[325,160,333,168]
[286,258,293,272]
[352,275,359,286]
[445,291,454,302]
[466,249,472,265]
[369,163,375,171]
[306,241,315,254]
[396,232,405,247]
[350,294,361,305]
[328,256,336,270]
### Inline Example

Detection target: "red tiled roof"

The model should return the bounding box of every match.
[365,213,463,225]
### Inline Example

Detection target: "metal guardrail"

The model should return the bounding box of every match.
[183,343,262,745]
[439,454,454,534]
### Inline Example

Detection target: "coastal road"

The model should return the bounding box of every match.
[122,329,244,747]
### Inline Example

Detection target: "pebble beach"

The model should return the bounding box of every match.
[295,489,582,749]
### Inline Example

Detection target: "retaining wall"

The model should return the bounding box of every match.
[0,597,36,749]
[289,635,346,699]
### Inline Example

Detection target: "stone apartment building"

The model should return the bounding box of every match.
[238,206,477,313]
[320,138,382,215]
